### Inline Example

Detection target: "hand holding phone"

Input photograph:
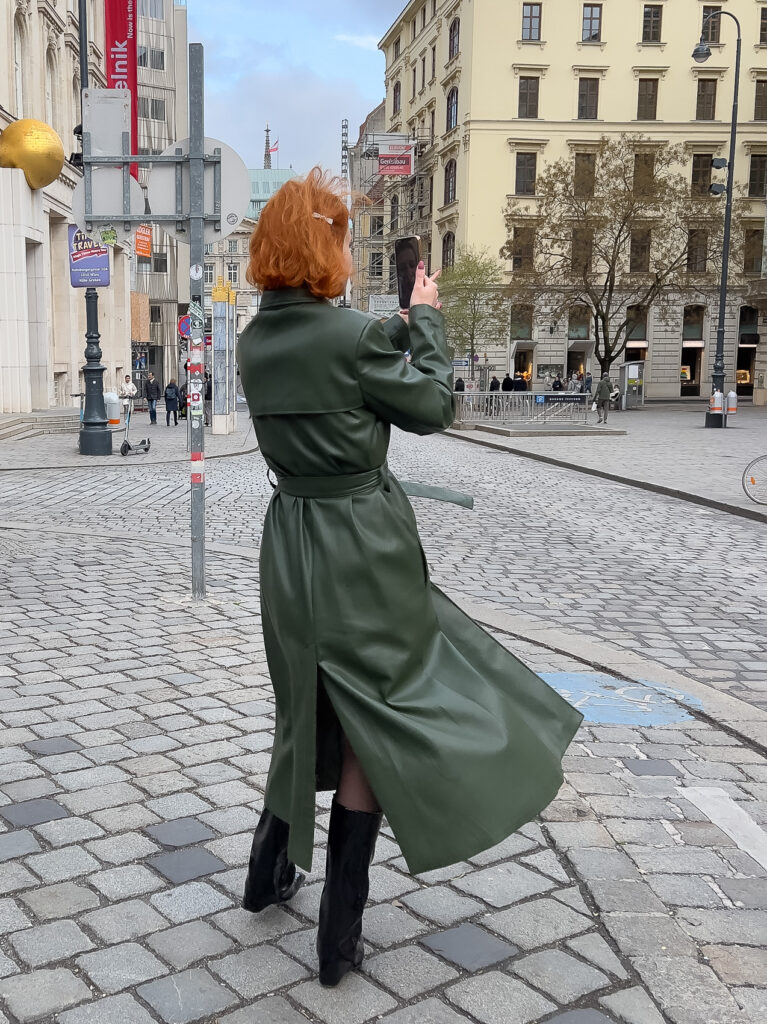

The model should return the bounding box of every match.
[409,262,441,309]
[395,236,421,309]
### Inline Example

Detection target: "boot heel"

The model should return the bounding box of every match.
[242,809,305,913]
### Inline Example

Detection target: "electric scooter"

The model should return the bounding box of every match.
[119,397,151,457]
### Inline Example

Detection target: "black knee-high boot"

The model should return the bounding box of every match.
[317,800,382,987]
[242,808,304,913]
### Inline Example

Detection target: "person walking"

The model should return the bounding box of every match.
[583,371,593,395]
[204,371,213,426]
[144,372,161,425]
[164,379,181,426]
[501,373,513,392]
[179,381,188,420]
[118,374,137,413]
[489,375,500,392]
[454,377,465,392]
[512,372,527,392]
[236,168,581,989]
[594,372,612,423]
[552,374,564,391]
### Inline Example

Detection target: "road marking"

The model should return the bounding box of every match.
[680,786,767,871]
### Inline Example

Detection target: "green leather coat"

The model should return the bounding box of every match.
[237,287,582,874]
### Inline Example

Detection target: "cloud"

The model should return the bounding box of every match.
[334,34,380,52]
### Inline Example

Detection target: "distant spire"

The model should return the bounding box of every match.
[264,123,271,170]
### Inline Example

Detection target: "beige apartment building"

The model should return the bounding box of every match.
[0,0,131,415]
[379,0,767,398]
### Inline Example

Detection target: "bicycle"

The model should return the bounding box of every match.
[742,456,767,505]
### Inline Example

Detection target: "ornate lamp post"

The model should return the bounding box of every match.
[692,9,741,428]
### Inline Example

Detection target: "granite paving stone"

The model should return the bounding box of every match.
[77,942,168,993]
[0,897,32,932]
[604,913,698,958]
[0,830,41,861]
[600,986,666,1024]
[633,957,745,1024]
[452,861,555,907]
[545,1013,616,1024]
[361,903,430,948]
[211,904,303,945]
[218,996,319,1024]
[9,919,94,966]
[147,847,227,883]
[81,900,170,944]
[445,971,556,1024]
[566,932,630,980]
[568,847,642,881]
[145,816,216,847]
[700,944,767,986]
[588,880,669,915]
[675,908,767,945]
[210,945,309,998]
[57,992,158,1024]
[137,968,238,1024]
[420,923,518,970]
[485,896,593,950]
[88,864,166,899]
[624,845,729,876]
[0,967,92,1022]
[512,949,611,1002]
[84,833,161,864]
[364,946,459,999]
[0,797,69,826]
[401,884,482,925]
[20,881,100,920]
[149,880,233,923]
[646,873,724,908]
[290,972,398,1024]
[147,920,235,970]
[24,737,82,756]
[716,877,767,909]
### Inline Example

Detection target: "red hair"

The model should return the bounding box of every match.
[247,166,350,299]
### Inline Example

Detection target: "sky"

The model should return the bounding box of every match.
[187,0,405,176]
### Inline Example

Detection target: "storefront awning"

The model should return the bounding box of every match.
[508,339,538,357]
[567,338,595,351]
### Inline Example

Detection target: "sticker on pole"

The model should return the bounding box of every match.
[178,315,192,339]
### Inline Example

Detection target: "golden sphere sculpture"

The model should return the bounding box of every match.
[0,119,66,190]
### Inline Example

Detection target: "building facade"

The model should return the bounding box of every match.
[0,0,131,415]
[379,0,767,398]
[348,102,389,312]
[203,216,256,337]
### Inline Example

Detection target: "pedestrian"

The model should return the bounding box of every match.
[144,372,161,425]
[501,373,513,392]
[204,371,213,426]
[594,372,612,423]
[489,375,500,392]
[512,372,527,392]
[454,377,465,392]
[568,372,580,392]
[551,374,563,391]
[236,168,581,988]
[164,379,181,426]
[179,382,188,420]
[118,374,137,413]
[584,371,593,395]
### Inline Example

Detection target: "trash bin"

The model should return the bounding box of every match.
[104,392,121,428]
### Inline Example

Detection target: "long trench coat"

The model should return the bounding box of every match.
[237,287,582,874]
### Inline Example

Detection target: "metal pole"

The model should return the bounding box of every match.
[188,43,206,599]
[77,0,111,456]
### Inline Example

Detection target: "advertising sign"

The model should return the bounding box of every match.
[368,294,400,316]
[104,0,138,178]
[378,142,413,176]
[135,224,152,258]
[68,225,110,288]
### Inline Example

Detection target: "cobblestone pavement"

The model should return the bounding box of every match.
[2,427,765,710]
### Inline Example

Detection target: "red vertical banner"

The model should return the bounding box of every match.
[104,0,138,179]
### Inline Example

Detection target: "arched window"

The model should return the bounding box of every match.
[444,159,457,204]
[45,49,58,133]
[446,87,459,131]
[14,16,25,118]
[442,231,455,269]
[393,81,401,114]
[448,18,460,60]
[390,194,399,230]
[73,74,81,129]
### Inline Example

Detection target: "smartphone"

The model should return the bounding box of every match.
[394,235,421,310]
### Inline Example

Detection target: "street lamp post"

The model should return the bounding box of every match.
[692,9,741,428]
[77,0,112,455]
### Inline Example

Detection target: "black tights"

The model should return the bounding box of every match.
[166,409,178,425]
[336,736,380,813]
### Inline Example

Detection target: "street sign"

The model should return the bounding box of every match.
[147,137,250,244]
[452,359,469,366]
[135,225,152,257]
[178,314,191,338]
[368,294,399,315]
[68,225,110,288]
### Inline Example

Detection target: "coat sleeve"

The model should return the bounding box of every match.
[355,305,454,435]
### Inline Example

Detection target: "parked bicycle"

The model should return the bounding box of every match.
[742,457,767,505]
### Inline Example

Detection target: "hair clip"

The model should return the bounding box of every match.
[312,212,334,225]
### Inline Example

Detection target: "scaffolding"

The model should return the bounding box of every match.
[345,123,437,312]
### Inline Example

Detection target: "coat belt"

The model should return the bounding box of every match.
[275,465,473,509]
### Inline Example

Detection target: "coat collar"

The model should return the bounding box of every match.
[259,286,330,310]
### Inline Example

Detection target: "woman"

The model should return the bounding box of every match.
[236,169,582,987]
[164,379,180,426]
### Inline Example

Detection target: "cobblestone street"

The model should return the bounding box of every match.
[0,421,765,1023]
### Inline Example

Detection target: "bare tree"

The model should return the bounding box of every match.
[501,135,741,375]
[439,247,510,379]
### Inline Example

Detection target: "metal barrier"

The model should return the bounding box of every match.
[454,392,589,424]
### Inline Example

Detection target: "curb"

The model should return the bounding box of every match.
[0,442,261,474]
[2,516,764,755]
[445,429,767,525]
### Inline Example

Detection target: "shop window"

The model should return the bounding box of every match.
[510,305,534,340]
[574,153,596,196]
[511,226,535,271]
[522,4,542,41]
[642,5,662,43]
[686,230,708,273]
[756,81,767,121]
[442,231,455,268]
[737,306,759,394]
[518,77,539,118]
[702,6,721,44]
[682,305,704,340]
[630,230,650,273]
[582,4,602,42]
[626,304,648,340]
[444,159,457,204]
[578,78,599,120]
[744,228,764,274]
[691,154,712,196]
[568,305,591,339]
[448,18,460,60]
[515,153,537,195]
[696,79,717,121]
[637,79,658,121]
[446,87,459,131]
[748,154,767,198]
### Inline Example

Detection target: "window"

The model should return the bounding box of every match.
[582,5,602,42]
[204,263,214,285]
[637,79,658,120]
[227,262,239,285]
[515,153,537,195]
[139,97,166,120]
[137,255,151,270]
[683,304,704,339]
[369,252,384,278]
[204,242,214,255]
[430,108,435,142]
[421,6,426,30]
[421,56,426,90]
[634,152,655,193]
[393,37,401,59]
[150,48,165,70]
[630,230,650,272]
[150,304,162,323]
[568,306,591,339]
[444,159,457,203]
[626,305,648,341]
[518,77,539,118]
[412,18,416,41]
[578,78,599,119]
[574,153,596,196]
[138,45,148,67]
[702,6,721,44]
[687,230,708,272]
[228,239,238,253]
[45,50,57,134]
[691,154,713,196]
[139,0,164,18]
[432,0,437,16]
[393,81,401,114]
[744,228,764,274]
[572,228,593,273]
[511,226,535,271]
[448,18,460,60]
[642,5,662,43]
[756,81,767,120]
[428,175,434,212]
[13,16,25,117]
[371,215,384,237]
[510,306,534,340]
[522,4,542,41]
[749,154,767,198]
[696,79,717,120]
[152,98,165,121]
[761,9,767,45]
[431,45,436,80]
[390,194,399,230]
[442,231,455,268]
[153,252,168,273]
[412,66,417,99]
[446,87,459,131]
[138,96,149,119]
